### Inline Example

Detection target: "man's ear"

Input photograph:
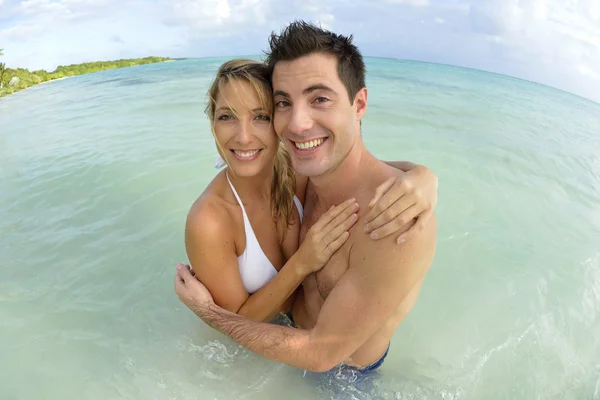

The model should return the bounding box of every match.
[354,87,368,121]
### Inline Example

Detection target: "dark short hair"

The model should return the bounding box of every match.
[264,20,366,103]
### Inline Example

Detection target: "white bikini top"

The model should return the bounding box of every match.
[224,169,304,294]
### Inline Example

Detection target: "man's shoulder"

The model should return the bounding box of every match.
[350,210,437,275]
[358,156,403,195]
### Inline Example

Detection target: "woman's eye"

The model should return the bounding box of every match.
[217,114,232,121]
[255,114,271,121]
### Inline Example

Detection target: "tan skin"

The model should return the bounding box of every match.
[274,52,436,368]
[183,79,437,323]
[175,54,437,372]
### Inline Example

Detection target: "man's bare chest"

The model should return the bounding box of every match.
[300,198,352,300]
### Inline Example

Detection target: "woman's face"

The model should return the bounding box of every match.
[213,79,278,178]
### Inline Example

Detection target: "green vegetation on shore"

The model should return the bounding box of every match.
[0,56,172,98]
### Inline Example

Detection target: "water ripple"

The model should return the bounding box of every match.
[1,57,599,399]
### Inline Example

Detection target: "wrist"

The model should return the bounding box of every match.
[293,252,313,277]
[192,298,214,318]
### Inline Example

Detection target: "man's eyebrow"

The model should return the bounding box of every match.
[273,84,337,98]
[304,84,336,95]
[273,90,290,98]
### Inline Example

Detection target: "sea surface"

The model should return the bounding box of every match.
[1,57,599,400]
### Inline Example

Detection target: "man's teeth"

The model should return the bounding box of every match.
[294,138,325,150]
[234,150,259,158]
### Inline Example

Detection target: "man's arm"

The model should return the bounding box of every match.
[182,213,437,372]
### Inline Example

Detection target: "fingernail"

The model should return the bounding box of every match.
[177,264,182,270]
[364,224,370,232]
[371,232,378,239]
[397,236,405,244]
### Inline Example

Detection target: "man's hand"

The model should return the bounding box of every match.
[364,165,438,243]
[174,263,214,314]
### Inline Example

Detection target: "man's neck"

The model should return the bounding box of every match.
[308,139,376,208]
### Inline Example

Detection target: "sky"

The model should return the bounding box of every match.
[0,0,599,102]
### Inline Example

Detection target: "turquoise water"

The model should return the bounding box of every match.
[1,57,599,399]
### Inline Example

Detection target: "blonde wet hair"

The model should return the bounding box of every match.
[205,59,297,227]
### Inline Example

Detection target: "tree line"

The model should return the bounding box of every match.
[0,52,171,98]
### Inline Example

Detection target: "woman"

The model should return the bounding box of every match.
[177,59,438,323]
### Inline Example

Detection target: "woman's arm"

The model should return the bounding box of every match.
[185,197,358,323]
[383,160,418,172]
[365,161,438,243]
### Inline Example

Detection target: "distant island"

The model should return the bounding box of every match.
[0,56,172,98]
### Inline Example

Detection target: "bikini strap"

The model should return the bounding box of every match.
[226,172,249,219]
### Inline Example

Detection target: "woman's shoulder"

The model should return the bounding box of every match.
[186,172,236,238]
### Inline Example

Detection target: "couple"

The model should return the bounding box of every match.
[175,21,437,376]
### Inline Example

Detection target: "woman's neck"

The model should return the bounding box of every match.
[226,164,275,203]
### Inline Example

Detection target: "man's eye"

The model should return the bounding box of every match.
[276,100,290,108]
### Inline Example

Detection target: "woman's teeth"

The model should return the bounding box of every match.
[294,138,324,150]
[233,150,259,158]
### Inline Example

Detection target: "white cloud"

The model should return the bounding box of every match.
[169,0,232,30]
[384,0,429,5]
[463,0,600,89]
[0,0,599,102]
[579,64,600,80]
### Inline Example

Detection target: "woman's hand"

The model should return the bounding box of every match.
[364,165,438,243]
[296,198,359,275]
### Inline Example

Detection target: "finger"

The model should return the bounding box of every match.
[324,231,350,255]
[313,198,357,230]
[365,193,415,234]
[368,177,396,208]
[396,209,432,244]
[369,204,419,240]
[174,273,185,293]
[325,200,360,231]
[323,212,359,245]
[365,181,412,224]
[177,264,194,282]
[182,263,196,277]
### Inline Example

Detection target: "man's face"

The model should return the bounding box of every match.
[272,53,367,177]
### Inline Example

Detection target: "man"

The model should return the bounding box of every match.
[175,21,437,374]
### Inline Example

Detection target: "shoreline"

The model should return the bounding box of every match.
[0,57,172,99]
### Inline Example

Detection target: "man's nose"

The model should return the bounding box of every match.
[288,105,313,135]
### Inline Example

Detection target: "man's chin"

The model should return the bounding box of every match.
[291,160,329,178]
